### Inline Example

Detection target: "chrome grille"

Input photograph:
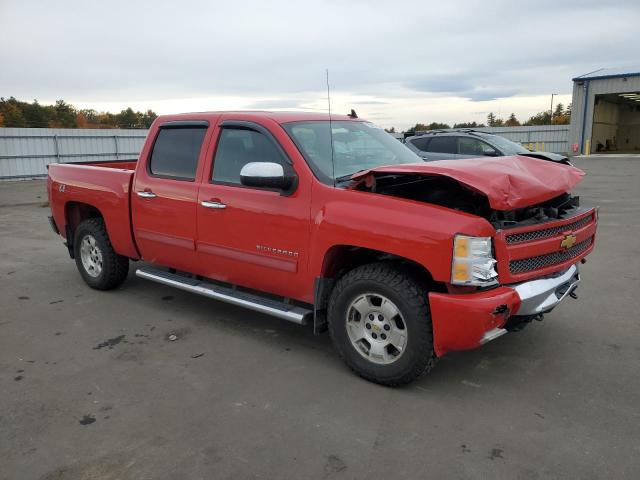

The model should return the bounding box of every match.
[509,238,593,274]
[506,214,593,244]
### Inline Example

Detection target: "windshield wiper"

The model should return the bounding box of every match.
[335,169,367,184]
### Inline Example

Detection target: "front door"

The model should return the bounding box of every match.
[132,124,208,272]
[456,136,499,159]
[196,122,311,301]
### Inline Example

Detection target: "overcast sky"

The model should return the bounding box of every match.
[1,0,638,129]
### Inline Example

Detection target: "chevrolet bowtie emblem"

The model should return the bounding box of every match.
[560,234,577,250]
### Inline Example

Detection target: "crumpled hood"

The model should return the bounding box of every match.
[519,151,570,164]
[352,155,585,210]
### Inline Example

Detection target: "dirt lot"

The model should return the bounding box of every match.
[1,157,639,480]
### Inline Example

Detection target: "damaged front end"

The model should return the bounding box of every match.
[351,171,583,230]
[350,157,597,285]
[350,155,585,212]
[349,156,597,355]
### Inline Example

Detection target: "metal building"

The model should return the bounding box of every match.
[569,66,640,155]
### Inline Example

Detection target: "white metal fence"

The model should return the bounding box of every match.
[0,125,571,180]
[0,128,148,179]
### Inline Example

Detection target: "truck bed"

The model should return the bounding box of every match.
[59,159,138,170]
[47,159,140,259]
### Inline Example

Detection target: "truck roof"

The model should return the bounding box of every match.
[153,111,361,125]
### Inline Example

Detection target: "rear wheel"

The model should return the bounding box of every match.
[328,263,436,386]
[73,218,129,290]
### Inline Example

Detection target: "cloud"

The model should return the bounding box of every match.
[407,76,474,94]
[0,0,638,128]
[406,75,519,101]
[462,88,520,102]
[351,100,390,105]
[244,99,304,109]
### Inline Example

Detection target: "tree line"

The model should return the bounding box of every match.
[0,97,158,129]
[2,96,572,133]
[401,104,571,135]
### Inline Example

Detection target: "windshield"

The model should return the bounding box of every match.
[485,135,531,155]
[283,121,420,184]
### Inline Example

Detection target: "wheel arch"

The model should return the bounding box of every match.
[313,244,446,333]
[64,201,104,258]
[63,200,140,260]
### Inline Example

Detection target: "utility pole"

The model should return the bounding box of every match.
[550,93,558,125]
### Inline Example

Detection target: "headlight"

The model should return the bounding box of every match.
[451,235,498,286]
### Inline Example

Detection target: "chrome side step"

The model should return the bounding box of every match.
[136,267,312,325]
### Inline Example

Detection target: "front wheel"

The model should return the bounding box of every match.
[73,218,129,290]
[328,263,436,386]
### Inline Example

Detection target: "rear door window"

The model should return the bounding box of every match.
[149,127,207,180]
[425,136,456,154]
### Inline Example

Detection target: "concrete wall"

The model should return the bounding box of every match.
[0,128,148,179]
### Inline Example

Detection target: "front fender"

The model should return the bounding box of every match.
[309,188,495,283]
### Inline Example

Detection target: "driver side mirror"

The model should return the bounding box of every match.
[482,149,499,157]
[240,162,296,191]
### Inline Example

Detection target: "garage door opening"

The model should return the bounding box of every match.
[591,93,640,153]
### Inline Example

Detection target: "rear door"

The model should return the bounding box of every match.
[421,136,457,160]
[132,121,209,272]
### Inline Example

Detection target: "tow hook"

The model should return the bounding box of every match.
[505,313,543,331]
[492,304,509,316]
[569,290,578,299]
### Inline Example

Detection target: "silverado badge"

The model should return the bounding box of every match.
[560,234,577,250]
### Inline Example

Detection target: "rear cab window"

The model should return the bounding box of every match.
[149,127,207,180]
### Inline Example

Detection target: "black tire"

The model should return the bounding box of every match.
[73,218,129,290]
[328,262,436,386]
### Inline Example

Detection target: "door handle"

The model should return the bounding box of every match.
[137,190,157,198]
[201,200,226,209]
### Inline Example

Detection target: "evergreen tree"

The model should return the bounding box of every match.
[504,113,520,127]
[487,112,504,127]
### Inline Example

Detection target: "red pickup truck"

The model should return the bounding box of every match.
[47,111,597,385]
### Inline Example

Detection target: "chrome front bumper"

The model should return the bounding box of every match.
[512,264,580,316]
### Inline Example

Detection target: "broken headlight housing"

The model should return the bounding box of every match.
[451,235,498,286]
